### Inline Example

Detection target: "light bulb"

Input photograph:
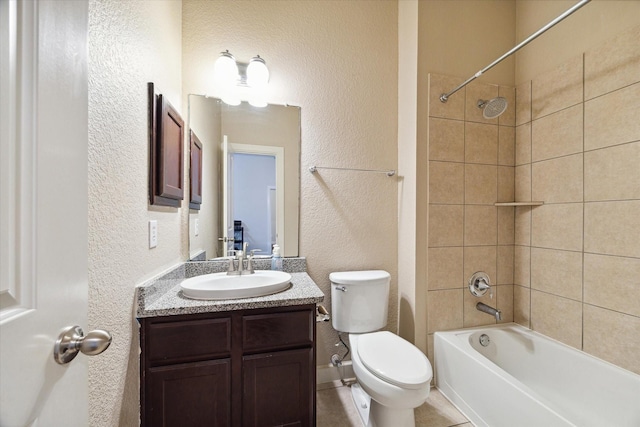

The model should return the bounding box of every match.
[246,55,269,88]
[221,90,241,106]
[213,50,239,86]
[249,93,267,108]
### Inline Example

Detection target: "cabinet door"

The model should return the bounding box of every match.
[242,348,314,427]
[146,359,230,427]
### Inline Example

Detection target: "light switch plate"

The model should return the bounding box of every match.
[149,220,158,248]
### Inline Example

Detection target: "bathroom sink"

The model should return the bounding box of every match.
[180,270,292,300]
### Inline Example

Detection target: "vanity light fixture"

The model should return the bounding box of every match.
[213,50,270,107]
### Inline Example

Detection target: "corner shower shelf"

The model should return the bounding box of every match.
[494,201,544,207]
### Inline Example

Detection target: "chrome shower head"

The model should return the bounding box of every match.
[478,97,508,119]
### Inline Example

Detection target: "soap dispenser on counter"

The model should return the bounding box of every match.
[271,244,283,271]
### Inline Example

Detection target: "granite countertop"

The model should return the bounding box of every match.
[136,259,324,318]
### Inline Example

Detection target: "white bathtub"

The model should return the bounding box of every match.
[434,323,640,427]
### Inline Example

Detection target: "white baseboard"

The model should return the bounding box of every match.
[316,361,355,387]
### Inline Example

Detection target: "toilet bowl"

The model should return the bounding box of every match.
[330,270,433,427]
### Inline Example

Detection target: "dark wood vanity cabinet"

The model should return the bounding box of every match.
[140,304,316,427]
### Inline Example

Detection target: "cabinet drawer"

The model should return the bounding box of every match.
[242,309,313,353]
[147,317,231,365]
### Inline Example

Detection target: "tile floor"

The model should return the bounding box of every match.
[316,382,472,427]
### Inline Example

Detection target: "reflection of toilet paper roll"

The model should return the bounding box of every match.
[316,305,330,322]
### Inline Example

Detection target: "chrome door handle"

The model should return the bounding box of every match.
[54,326,112,365]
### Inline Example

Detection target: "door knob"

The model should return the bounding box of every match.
[54,326,112,365]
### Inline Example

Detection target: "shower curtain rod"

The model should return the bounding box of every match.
[440,0,591,103]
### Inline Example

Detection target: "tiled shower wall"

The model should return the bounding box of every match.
[513,25,640,375]
[425,74,517,360]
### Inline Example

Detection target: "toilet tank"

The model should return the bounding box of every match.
[330,270,390,333]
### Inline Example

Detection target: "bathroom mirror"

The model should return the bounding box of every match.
[188,96,300,260]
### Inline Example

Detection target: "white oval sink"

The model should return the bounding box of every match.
[180,270,292,300]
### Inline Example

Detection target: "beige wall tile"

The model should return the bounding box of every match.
[515,164,531,201]
[584,200,640,258]
[429,204,464,247]
[514,245,530,287]
[429,117,465,162]
[465,164,497,205]
[497,245,514,285]
[532,203,583,252]
[532,55,583,119]
[497,207,515,245]
[584,253,640,317]
[464,206,497,246]
[515,123,531,165]
[585,25,640,100]
[496,284,514,323]
[532,154,583,203]
[498,126,515,166]
[516,81,531,126]
[585,82,640,151]
[531,290,582,349]
[514,206,531,246]
[430,161,464,204]
[465,122,498,164]
[531,104,583,162]
[427,289,463,333]
[583,304,640,375]
[466,82,499,124]
[463,246,497,287]
[531,248,583,301]
[464,288,499,327]
[513,285,530,327]
[428,247,463,290]
[429,73,465,120]
[498,85,516,127]
[585,142,640,201]
[497,166,514,203]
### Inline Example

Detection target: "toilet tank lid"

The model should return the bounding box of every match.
[329,270,390,285]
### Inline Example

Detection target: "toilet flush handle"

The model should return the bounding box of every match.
[334,285,347,292]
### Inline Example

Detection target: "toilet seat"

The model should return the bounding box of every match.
[357,331,432,390]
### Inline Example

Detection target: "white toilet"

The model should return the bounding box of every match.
[330,270,432,427]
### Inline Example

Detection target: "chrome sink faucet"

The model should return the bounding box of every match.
[226,243,258,276]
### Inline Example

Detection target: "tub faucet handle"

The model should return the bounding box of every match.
[469,272,492,297]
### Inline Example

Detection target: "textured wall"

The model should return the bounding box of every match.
[397,0,422,349]
[418,0,516,88]
[515,0,640,84]
[182,0,399,366]
[88,1,185,425]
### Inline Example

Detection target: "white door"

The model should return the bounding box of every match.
[221,135,235,256]
[222,142,285,255]
[0,2,94,426]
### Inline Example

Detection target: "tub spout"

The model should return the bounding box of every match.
[476,302,502,321]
